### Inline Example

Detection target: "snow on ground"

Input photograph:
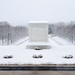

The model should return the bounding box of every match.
[0,35,74,64]
[14,35,73,46]
[13,37,29,46]
[51,36,73,46]
[0,46,75,64]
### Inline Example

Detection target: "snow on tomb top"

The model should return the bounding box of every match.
[29,21,48,23]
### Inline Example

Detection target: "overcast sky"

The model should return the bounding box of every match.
[0,0,75,26]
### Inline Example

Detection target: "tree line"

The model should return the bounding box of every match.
[1,21,75,45]
[48,21,75,44]
[0,22,28,45]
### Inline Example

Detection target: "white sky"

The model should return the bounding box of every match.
[0,0,75,26]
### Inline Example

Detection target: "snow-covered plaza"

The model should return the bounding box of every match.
[0,36,75,65]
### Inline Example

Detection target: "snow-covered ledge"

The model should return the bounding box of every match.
[26,42,51,49]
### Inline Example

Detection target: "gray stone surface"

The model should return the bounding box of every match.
[0,71,75,75]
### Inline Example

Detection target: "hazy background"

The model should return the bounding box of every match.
[0,0,75,26]
[0,0,75,45]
